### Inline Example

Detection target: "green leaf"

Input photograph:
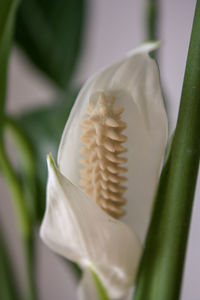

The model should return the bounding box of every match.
[15,0,85,88]
[0,0,20,134]
[134,1,200,300]
[0,227,20,300]
[0,0,32,238]
[145,0,159,60]
[146,0,158,41]
[11,90,77,220]
[5,118,38,222]
[10,90,82,279]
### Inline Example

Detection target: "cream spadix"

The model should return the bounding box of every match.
[80,92,128,219]
[40,42,168,299]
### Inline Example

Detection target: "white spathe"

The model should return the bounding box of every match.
[41,155,141,299]
[77,270,135,300]
[58,41,167,241]
[40,42,168,299]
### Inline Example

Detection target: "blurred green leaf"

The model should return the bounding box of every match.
[15,0,85,88]
[0,0,20,134]
[5,118,38,222]
[11,90,78,220]
[0,228,20,300]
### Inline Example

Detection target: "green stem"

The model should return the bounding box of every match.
[146,0,158,40]
[1,1,37,299]
[23,234,37,300]
[0,227,21,300]
[5,117,35,174]
[0,0,20,136]
[5,117,38,221]
[0,144,30,237]
[0,142,37,300]
[146,0,159,59]
[134,1,200,300]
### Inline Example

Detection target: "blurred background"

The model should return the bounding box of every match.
[0,0,199,299]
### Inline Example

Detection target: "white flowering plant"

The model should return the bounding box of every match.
[0,1,200,300]
[40,42,167,300]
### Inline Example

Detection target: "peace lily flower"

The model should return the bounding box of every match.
[40,42,168,300]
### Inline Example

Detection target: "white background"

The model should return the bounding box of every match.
[0,0,199,299]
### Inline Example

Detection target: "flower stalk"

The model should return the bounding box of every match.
[146,0,158,41]
[134,1,200,300]
[23,234,37,300]
[0,0,20,137]
[0,144,37,300]
[146,0,159,59]
[5,117,38,222]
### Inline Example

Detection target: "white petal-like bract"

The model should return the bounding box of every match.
[40,155,142,299]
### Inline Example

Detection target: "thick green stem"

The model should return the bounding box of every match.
[134,1,200,300]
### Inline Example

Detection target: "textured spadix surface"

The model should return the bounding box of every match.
[80,92,128,219]
[40,42,168,299]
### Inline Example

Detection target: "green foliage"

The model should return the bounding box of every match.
[0,0,85,297]
[12,90,78,221]
[15,0,85,88]
[2,0,199,299]
[5,118,38,222]
[0,0,20,134]
[0,228,20,300]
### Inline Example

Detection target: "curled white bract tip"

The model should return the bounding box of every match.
[127,40,162,57]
